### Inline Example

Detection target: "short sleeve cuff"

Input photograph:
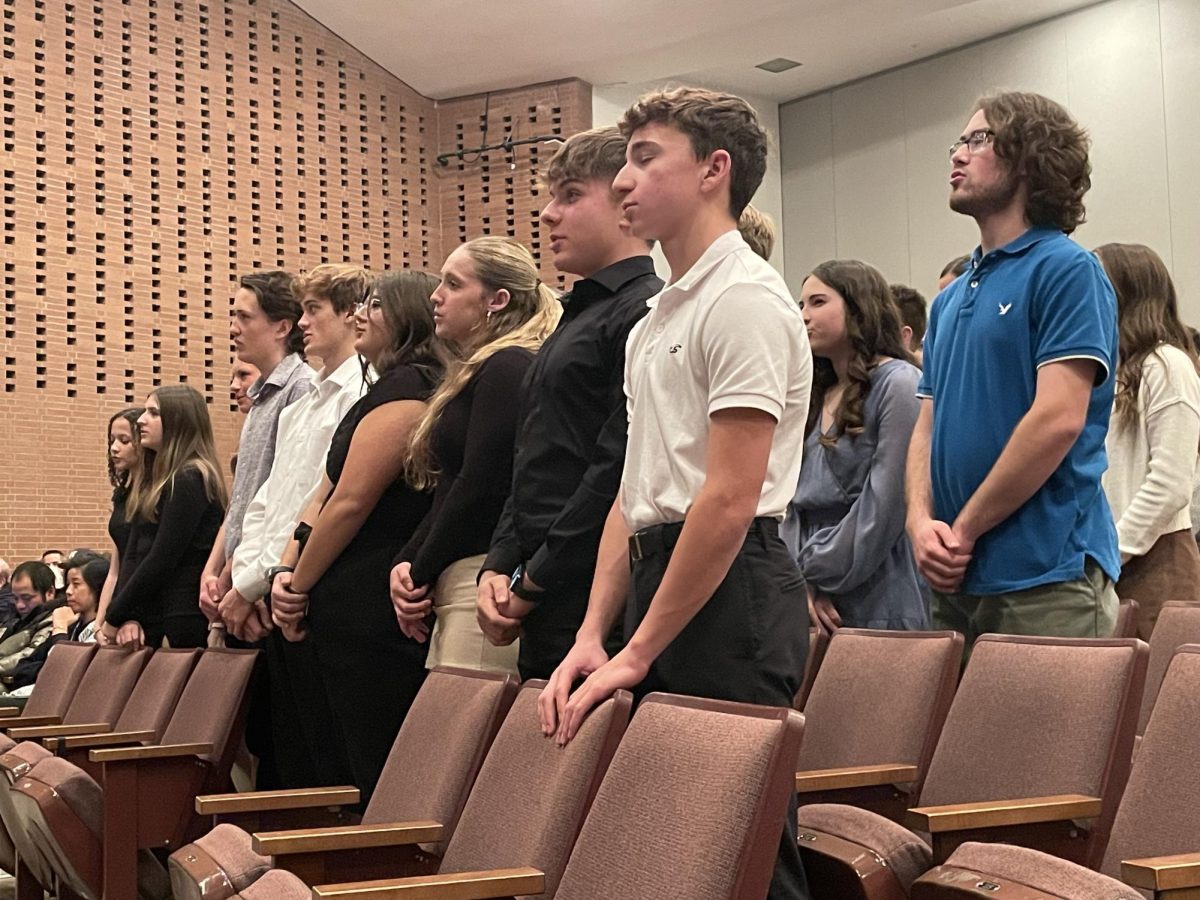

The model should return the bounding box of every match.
[1035,352,1111,384]
[708,393,783,422]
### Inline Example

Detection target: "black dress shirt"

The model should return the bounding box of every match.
[483,255,664,593]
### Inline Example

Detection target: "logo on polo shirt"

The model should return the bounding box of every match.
[668,344,682,354]
[998,302,1013,316]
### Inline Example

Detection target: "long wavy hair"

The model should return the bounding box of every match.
[126,385,229,522]
[805,260,915,447]
[1095,243,1200,429]
[106,406,145,492]
[405,237,561,489]
[368,269,444,382]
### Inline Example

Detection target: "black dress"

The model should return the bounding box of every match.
[305,362,437,803]
[108,486,133,557]
[108,467,224,648]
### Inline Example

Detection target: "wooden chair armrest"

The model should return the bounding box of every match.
[89,741,214,763]
[1122,852,1200,892]
[8,722,112,740]
[0,715,62,730]
[0,707,19,717]
[795,763,919,793]
[312,867,546,899]
[905,794,1102,833]
[196,786,361,816]
[253,821,442,856]
[53,729,156,750]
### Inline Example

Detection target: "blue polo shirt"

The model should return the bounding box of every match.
[917,227,1119,594]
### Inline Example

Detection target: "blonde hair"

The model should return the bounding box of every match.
[738,204,775,260]
[405,237,561,489]
[126,384,229,522]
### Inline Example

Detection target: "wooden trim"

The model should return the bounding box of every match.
[906,794,1102,833]
[1122,852,1200,891]
[88,741,213,762]
[0,706,20,717]
[254,821,442,856]
[311,866,546,898]
[195,785,360,815]
[7,722,112,739]
[0,715,62,730]
[795,763,919,793]
[53,729,155,750]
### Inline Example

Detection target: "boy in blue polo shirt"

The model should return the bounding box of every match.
[906,91,1120,650]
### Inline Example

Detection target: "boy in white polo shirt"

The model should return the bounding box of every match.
[539,86,812,899]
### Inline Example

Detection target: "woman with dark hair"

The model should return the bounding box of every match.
[103,385,227,649]
[271,270,445,802]
[784,259,927,633]
[1097,243,1200,638]
[94,407,144,642]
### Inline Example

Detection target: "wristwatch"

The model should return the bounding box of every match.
[509,564,538,604]
[264,565,294,588]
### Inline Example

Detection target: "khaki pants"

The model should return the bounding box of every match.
[933,558,1119,664]
[428,554,519,676]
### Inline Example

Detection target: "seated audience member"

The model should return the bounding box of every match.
[0,559,14,628]
[1097,243,1200,638]
[890,283,928,366]
[475,126,663,680]
[10,552,108,689]
[103,385,228,649]
[94,406,144,642]
[391,237,560,675]
[738,204,776,261]
[937,253,971,291]
[0,561,65,678]
[41,550,66,601]
[786,260,927,633]
[271,271,444,802]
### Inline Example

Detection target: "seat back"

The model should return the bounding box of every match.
[555,694,804,900]
[1137,602,1200,734]
[1099,644,1200,878]
[113,647,200,738]
[61,645,152,728]
[160,649,258,770]
[798,629,961,787]
[439,682,631,898]
[793,626,831,711]
[20,642,97,718]
[364,667,519,855]
[1114,598,1139,638]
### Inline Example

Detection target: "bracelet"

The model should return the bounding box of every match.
[208,621,226,632]
[264,565,295,587]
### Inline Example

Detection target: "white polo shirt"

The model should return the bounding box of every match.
[620,230,812,533]
[230,353,369,599]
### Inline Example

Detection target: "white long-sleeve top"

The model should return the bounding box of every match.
[1103,344,1200,562]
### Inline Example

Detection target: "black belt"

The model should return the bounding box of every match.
[628,517,778,561]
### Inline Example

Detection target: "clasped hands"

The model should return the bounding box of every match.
[910,516,976,592]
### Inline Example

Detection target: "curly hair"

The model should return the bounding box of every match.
[1095,243,1200,429]
[975,92,1091,234]
[805,260,915,447]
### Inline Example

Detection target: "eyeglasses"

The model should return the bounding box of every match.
[354,296,382,314]
[949,129,996,159]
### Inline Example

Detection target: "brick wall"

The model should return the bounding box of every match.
[0,0,590,562]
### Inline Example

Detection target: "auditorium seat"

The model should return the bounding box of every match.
[0,641,97,730]
[169,666,519,900]
[796,629,961,822]
[298,692,799,900]
[1115,598,1139,638]
[912,643,1200,899]
[4,647,258,899]
[794,625,832,710]
[795,634,1147,899]
[1137,601,1200,736]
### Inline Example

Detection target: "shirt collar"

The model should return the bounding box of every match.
[313,354,366,395]
[566,256,657,308]
[972,226,1061,267]
[652,229,746,305]
[248,352,306,400]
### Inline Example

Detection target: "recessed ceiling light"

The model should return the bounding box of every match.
[755,57,802,74]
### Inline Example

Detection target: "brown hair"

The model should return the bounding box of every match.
[619,86,767,218]
[405,237,561,489]
[940,254,971,279]
[1095,243,1200,428]
[975,91,1091,234]
[889,284,928,346]
[369,270,444,379]
[106,406,144,490]
[292,263,374,316]
[238,269,303,355]
[126,384,228,522]
[738,204,775,260]
[805,260,915,446]
[545,126,628,188]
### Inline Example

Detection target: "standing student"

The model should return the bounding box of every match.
[230,358,260,414]
[906,92,1119,651]
[539,87,812,900]
[199,271,311,623]
[390,238,559,674]
[94,407,144,642]
[104,385,227,648]
[1096,243,1200,638]
[474,127,663,679]
[786,260,926,633]
[271,271,443,802]
[890,283,928,366]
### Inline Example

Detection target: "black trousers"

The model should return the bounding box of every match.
[627,517,810,900]
[518,585,591,681]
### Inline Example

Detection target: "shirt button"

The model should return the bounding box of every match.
[970,280,979,288]
[655,324,665,334]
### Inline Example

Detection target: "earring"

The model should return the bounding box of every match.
[486,309,493,320]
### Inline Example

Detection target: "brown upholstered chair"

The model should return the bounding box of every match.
[912,643,1200,899]
[794,625,832,711]
[795,634,1147,899]
[5,647,258,899]
[796,629,962,822]
[1137,601,1200,736]
[299,691,799,900]
[0,641,97,729]
[1115,598,1139,638]
[168,667,520,900]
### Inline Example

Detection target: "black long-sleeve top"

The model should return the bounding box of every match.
[107,466,224,629]
[399,346,534,587]
[482,256,663,592]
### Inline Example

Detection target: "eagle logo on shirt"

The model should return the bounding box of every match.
[998,302,1013,316]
